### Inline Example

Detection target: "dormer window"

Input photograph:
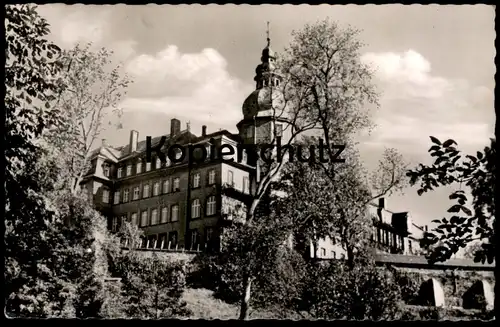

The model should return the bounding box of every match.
[206,144,211,160]
[103,164,110,177]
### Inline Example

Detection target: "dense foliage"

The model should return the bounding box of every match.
[111,252,191,319]
[407,137,495,264]
[4,5,188,318]
[298,257,404,320]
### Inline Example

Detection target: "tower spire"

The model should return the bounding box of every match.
[266,21,270,47]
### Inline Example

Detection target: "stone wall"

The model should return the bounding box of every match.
[389,265,495,309]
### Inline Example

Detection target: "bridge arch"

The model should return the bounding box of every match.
[462,280,494,310]
[417,278,446,307]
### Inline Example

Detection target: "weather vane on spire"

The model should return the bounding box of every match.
[266,21,270,47]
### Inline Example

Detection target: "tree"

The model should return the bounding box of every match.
[276,144,407,267]
[5,5,128,317]
[302,257,403,320]
[4,4,68,317]
[199,208,308,316]
[407,137,495,264]
[44,42,131,195]
[232,19,406,319]
[112,251,190,319]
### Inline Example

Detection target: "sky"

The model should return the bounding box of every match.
[37,4,495,230]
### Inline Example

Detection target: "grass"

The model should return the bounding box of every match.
[181,288,309,320]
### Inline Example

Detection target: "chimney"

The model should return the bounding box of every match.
[378,197,385,209]
[102,139,108,147]
[170,118,181,137]
[202,125,207,137]
[129,130,139,153]
[424,225,428,232]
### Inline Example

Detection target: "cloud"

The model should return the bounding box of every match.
[359,50,494,156]
[361,50,453,100]
[121,45,253,132]
[37,5,137,63]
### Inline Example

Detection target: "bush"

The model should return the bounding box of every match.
[302,260,404,320]
[189,245,308,312]
[393,270,422,305]
[112,251,191,319]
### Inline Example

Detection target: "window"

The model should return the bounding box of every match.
[133,187,140,200]
[174,148,183,160]
[141,210,148,227]
[206,144,211,160]
[276,79,280,87]
[151,209,158,225]
[206,196,216,216]
[163,180,170,193]
[161,207,168,223]
[243,176,249,194]
[332,251,336,259]
[117,167,123,178]
[112,217,119,232]
[173,178,180,192]
[156,157,162,169]
[157,234,166,249]
[126,165,132,176]
[147,235,156,249]
[227,170,234,186]
[340,253,346,260]
[168,231,178,247]
[205,227,214,250]
[208,170,216,185]
[191,199,201,218]
[114,190,120,204]
[193,173,200,188]
[242,150,248,164]
[123,189,129,202]
[131,213,138,226]
[143,184,150,198]
[409,241,413,254]
[276,124,283,137]
[136,161,142,174]
[103,165,110,177]
[146,162,151,172]
[171,205,179,222]
[189,229,199,250]
[102,190,110,203]
[321,248,326,257]
[153,182,160,196]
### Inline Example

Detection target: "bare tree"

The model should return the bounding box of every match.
[46,42,131,195]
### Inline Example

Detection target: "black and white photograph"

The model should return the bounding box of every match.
[4,3,496,320]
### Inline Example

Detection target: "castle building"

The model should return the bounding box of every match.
[83,31,423,258]
[82,33,292,251]
[308,197,426,260]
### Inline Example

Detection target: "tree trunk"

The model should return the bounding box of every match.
[238,273,253,320]
[346,246,355,269]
